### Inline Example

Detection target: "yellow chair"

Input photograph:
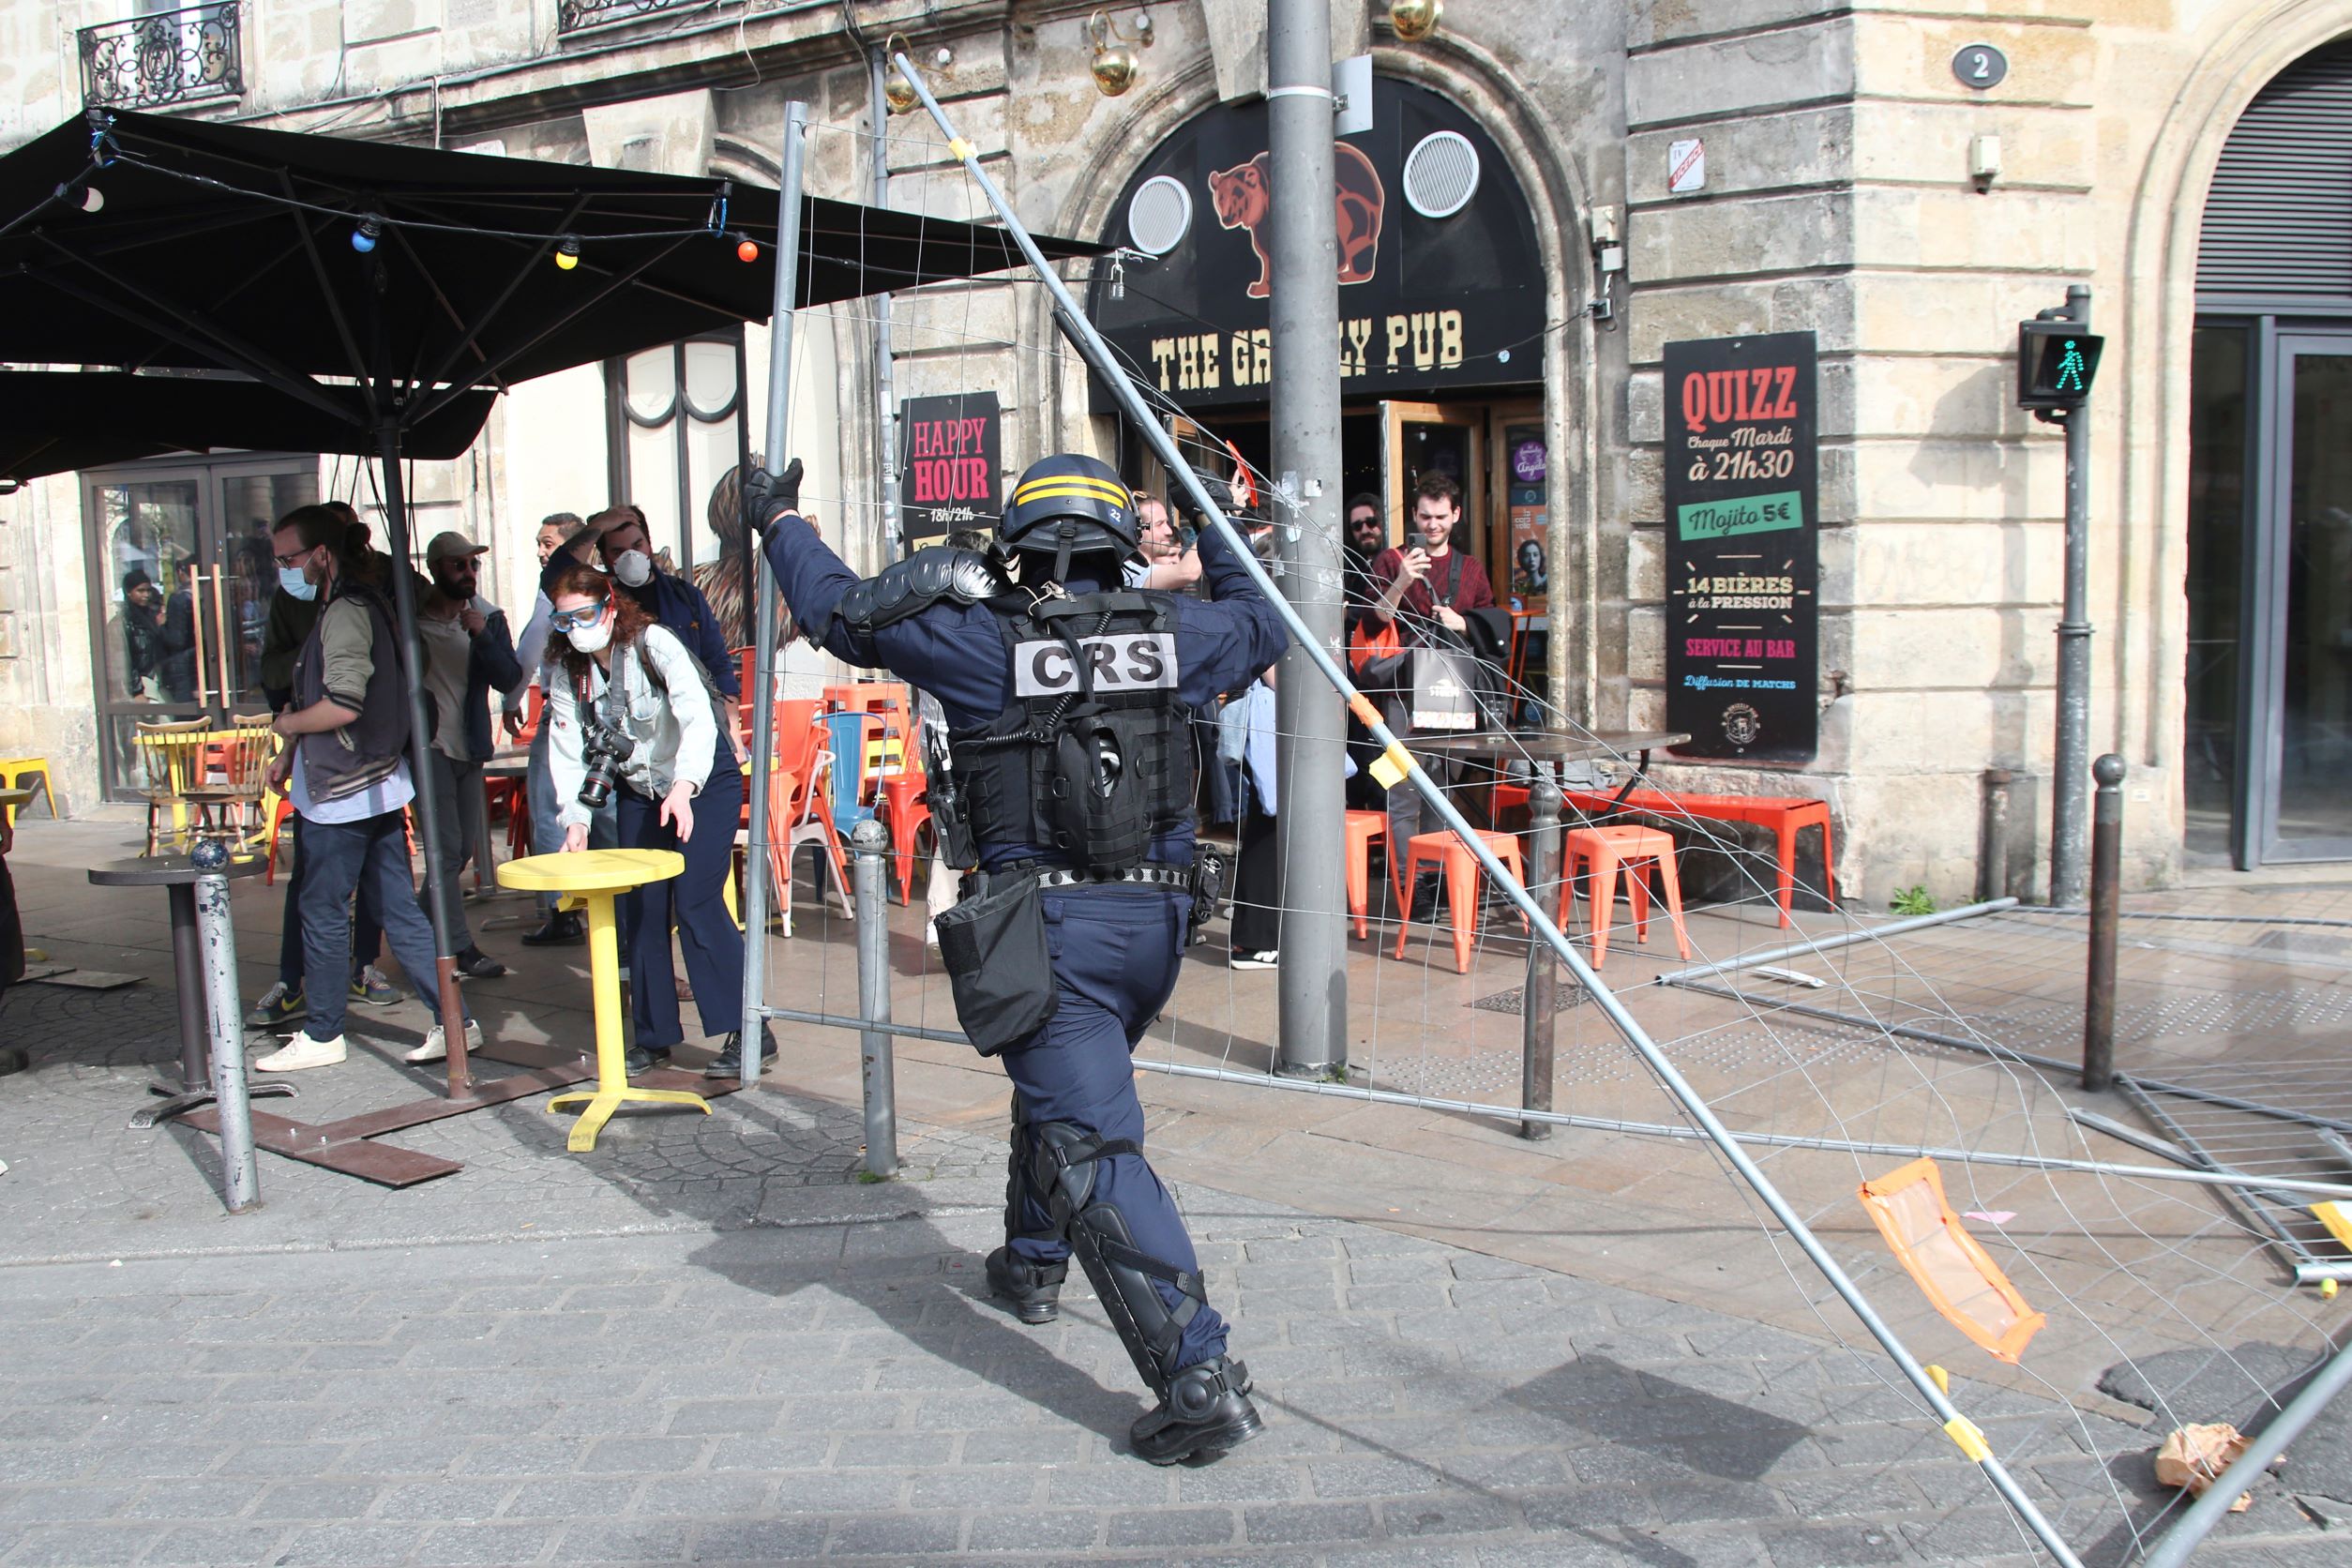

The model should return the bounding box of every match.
[494,848,709,1152]
[130,718,213,855]
[0,755,56,829]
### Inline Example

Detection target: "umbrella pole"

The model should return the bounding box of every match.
[375,417,472,1099]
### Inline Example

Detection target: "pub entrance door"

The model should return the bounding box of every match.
[83,455,321,802]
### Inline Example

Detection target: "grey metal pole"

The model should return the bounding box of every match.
[893,63,2082,1566]
[1266,0,1348,1079]
[375,417,470,1099]
[867,49,901,566]
[1521,768,1561,1139]
[192,870,260,1214]
[850,818,898,1178]
[736,99,811,1090]
[2141,1334,2352,1568]
[2083,754,2124,1093]
[1978,767,2013,904]
[2049,285,2092,907]
[1662,897,2018,985]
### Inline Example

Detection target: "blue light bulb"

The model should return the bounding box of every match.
[352,216,381,253]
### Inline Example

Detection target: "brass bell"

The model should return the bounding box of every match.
[883,74,920,115]
[1092,42,1139,97]
[1390,0,1440,41]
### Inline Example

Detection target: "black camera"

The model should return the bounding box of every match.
[577,716,633,812]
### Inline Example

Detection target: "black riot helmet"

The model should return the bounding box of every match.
[998,454,1140,582]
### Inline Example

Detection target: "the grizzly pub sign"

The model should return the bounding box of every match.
[1663,332,1819,762]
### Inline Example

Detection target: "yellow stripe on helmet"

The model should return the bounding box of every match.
[1013,484,1132,509]
[1013,475,1131,503]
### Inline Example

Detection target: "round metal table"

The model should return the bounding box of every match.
[89,852,294,1125]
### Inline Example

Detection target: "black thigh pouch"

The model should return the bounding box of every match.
[932,871,1058,1056]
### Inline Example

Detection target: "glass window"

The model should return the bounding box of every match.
[2184,325,2248,855]
[608,332,746,580]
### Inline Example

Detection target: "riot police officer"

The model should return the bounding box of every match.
[748,453,1288,1465]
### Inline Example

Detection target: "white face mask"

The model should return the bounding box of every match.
[612,549,654,588]
[566,611,613,655]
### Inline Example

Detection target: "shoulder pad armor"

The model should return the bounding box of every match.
[836,547,1011,634]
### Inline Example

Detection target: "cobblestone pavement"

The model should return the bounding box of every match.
[1,829,2344,1565]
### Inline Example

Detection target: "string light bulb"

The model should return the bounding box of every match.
[736,236,760,264]
[80,185,104,213]
[554,235,580,271]
[351,215,381,253]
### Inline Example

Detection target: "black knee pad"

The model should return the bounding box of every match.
[1030,1121,1202,1395]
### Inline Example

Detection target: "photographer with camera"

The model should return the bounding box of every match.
[543,564,763,1079]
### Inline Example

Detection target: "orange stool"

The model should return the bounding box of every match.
[262,795,297,883]
[1392,829,1528,974]
[1343,810,1387,940]
[1560,824,1691,969]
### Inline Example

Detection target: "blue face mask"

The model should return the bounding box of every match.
[278,565,318,602]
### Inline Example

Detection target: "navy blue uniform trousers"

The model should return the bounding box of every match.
[617,761,745,1048]
[1003,884,1228,1372]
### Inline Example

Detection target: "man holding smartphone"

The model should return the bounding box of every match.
[1124,493,1203,592]
[1368,473,1495,908]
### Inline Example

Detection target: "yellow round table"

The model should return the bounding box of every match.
[495,848,709,1152]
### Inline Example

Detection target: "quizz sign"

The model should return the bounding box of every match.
[897,391,1002,546]
[1663,332,1819,763]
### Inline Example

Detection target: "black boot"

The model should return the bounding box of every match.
[521,912,585,947]
[702,1026,774,1078]
[985,1245,1067,1325]
[623,1044,671,1076]
[1131,1356,1261,1465]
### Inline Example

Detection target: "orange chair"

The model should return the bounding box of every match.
[1343,809,1387,940]
[263,795,297,883]
[877,752,930,904]
[757,700,850,935]
[1392,828,1529,974]
[1561,788,1832,927]
[1560,823,1690,969]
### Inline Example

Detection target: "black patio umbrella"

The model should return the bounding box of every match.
[0,106,1097,1097]
[0,372,495,487]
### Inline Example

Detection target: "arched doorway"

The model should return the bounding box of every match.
[1083,74,1552,658]
[2185,38,2352,867]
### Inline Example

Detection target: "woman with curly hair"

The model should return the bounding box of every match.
[545,563,764,1078]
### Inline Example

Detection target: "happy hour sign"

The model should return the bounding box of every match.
[1663,332,1818,762]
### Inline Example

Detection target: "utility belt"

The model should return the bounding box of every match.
[934,851,1228,1058]
[999,860,1189,892]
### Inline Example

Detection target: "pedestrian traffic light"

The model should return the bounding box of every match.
[2017,322,2103,413]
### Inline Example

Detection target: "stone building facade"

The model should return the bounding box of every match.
[0,0,2347,908]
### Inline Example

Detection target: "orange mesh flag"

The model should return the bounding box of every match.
[1860,1158,2045,1364]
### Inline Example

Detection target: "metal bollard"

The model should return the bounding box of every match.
[849,819,898,1179]
[1978,768,2013,905]
[1521,767,1562,1140]
[2083,754,2125,1093]
[192,871,261,1212]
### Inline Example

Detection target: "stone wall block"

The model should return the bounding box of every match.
[1853,187,2095,273]
[1627,18,1855,129]
[1626,602,1665,683]
[1846,519,2060,607]
[888,94,1006,173]
[1847,355,2039,444]
[1852,101,2092,190]
[1627,107,1853,204]
[1853,14,2096,108]
[1632,190,1852,285]
[1629,0,1844,51]
[1628,369,1664,445]
[1848,605,2050,691]
[1851,272,2088,357]
[894,349,1020,412]
[1852,436,2064,523]
[343,0,425,46]
[1630,278,1858,363]
[886,283,1019,357]
[887,158,1010,222]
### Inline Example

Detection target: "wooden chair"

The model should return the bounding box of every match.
[182,717,276,852]
[131,717,214,855]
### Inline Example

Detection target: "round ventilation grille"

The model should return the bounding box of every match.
[1126,175,1193,256]
[1402,131,1480,219]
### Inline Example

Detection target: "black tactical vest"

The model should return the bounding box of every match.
[951,590,1194,874]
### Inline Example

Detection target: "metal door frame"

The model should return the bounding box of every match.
[2234,323,2352,866]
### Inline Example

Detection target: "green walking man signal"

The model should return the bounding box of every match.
[2017,321,2104,415]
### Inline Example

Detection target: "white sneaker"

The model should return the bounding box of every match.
[404,1019,484,1064]
[1229,950,1280,971]
[253,1033,347,1072]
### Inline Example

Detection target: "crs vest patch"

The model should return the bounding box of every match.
[1012,632,1179,698]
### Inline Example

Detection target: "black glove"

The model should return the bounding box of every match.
[743,458,804,539]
